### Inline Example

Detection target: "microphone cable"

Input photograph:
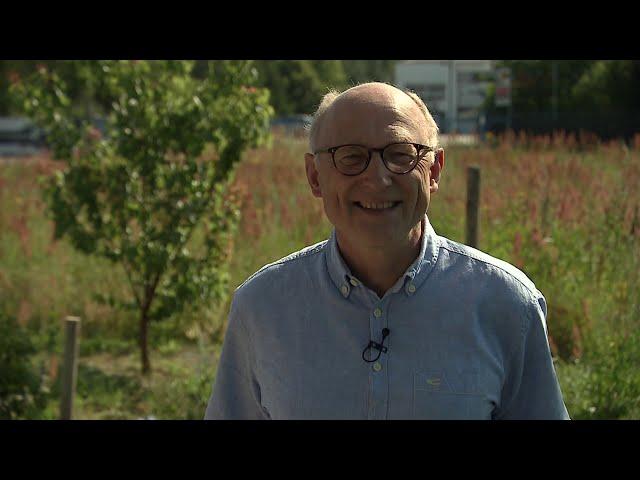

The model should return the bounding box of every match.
[362,328,390,363]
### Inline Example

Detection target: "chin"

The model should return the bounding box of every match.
[359,223,407,244]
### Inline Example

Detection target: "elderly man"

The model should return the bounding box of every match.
[205,82,569,420]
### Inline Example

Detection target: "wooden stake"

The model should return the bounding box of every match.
[60,316,80,420]
[466,166,481,249]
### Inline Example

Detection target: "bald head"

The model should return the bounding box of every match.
[309,82,439,153]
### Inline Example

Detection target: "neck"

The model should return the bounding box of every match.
[336,221,424,298]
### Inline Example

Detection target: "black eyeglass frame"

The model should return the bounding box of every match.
[313,142,435,176]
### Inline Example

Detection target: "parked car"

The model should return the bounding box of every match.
[271,114,312,137]
[0,116,46,156]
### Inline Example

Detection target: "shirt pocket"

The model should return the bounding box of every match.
[412,370,490,420]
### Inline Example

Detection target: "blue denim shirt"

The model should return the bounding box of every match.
[205,217,570,420]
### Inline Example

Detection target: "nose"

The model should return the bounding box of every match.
[360,150,393,186]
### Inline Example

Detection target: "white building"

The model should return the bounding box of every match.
[395,60,495,134]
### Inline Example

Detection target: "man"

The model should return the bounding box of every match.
[205,82,569,420]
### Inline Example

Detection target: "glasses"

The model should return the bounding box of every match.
[314,142,434,176]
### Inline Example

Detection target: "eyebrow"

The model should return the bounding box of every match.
[385,124,420,143]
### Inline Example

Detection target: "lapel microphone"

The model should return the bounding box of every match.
[362,328,390,363]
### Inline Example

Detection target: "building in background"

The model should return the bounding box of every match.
[394,60,495,134]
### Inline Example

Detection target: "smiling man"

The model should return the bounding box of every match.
[204,82,570,420]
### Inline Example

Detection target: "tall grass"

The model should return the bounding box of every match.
[1,130,639,418]
[230,131,640,418]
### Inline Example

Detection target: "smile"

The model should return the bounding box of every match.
[354,201,401,210]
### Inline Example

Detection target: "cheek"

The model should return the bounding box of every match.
[409,164,431,200]
[318,172,350,211]
[414,160,431,183]
[402,166,431,217]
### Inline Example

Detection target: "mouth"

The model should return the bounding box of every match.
[354,201,402,212]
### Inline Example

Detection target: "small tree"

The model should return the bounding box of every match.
[11,61,273,374]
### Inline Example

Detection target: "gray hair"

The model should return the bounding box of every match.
[307,82,440,162]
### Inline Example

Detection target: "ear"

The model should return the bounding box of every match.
[429,148,445,194]
[305,153,323,198]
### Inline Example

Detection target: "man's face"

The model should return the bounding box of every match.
[305,85,444,250]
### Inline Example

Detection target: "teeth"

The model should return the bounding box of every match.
[359,201,395,210]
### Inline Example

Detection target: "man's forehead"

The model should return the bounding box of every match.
[331,83,415,113]
[316,85,427,146]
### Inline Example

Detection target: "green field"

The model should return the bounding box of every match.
[1,131,639,419]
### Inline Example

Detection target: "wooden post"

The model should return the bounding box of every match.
[466,166,481,249]
[60,316,80,420]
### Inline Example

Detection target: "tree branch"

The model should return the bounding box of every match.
[121,260,142,310]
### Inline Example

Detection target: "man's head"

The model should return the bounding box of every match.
[304,82,445,250]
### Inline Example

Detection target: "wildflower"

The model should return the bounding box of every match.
[512,231,524,268]
[8,70,21,84]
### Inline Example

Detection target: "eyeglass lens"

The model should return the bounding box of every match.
[333,144,419,175]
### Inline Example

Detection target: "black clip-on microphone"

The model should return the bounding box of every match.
[362,328,390,363]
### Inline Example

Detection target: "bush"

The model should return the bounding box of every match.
[150,364,214,419]
[558,327,640,419]
[0,312,49,419]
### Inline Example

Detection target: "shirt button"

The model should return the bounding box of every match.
[373,362,382,372]
[341,285,349,295]
[408,284,416,293]
[373,308,382,318]
[349,278,359,287]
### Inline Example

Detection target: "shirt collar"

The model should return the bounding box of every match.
[325,215,440,298]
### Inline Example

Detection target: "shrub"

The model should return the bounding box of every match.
[0,312,49,419]
[150,364,214,419]
[558,327,640,419]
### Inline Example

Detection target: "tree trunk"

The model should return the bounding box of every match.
[139,275,160,376]
[140,309,151,376]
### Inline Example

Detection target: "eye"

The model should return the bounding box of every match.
[386,153,414,164]
[339,154,367,165]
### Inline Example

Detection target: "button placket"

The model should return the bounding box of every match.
[368,302,389,419]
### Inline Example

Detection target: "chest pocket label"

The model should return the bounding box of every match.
[414,371,453,393]
[413,370,488,419]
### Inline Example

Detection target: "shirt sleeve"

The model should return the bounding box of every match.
[204,294,270,420]
[494,293,571,420]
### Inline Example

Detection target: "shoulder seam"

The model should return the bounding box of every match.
[438,240,539,299]
[236,241,327,290]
